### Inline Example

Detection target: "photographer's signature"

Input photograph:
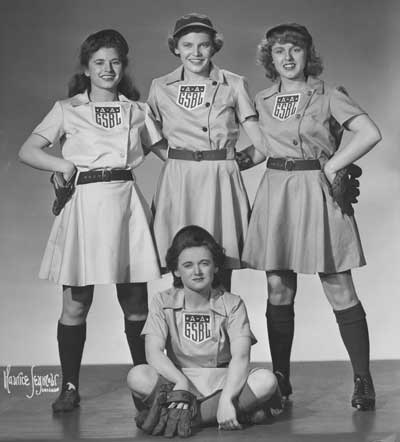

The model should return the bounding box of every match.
[3,365,60,398]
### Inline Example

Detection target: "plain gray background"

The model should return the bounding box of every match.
[0,0,399,365]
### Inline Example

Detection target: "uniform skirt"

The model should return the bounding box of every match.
[242,168,366,274]
[152,159,250,269]
[39,177,160,286]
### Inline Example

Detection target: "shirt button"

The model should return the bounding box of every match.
[212,81,218,86]
[202,127,208,132]
[205,102,211,107]
[295,114,301,119]
[293,139,298,146]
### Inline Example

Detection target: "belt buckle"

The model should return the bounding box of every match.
[101,169,112,181]
[284,159,295,171]
[193,151,203,161]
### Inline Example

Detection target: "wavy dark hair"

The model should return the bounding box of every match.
[166,225,226,288]
[68,29,140,100]
[257,28,323,81]
[167,26,224,57]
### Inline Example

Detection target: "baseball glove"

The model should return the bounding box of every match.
[330,163,362,216]
[162,390,199,438]
[235,150,254,171]
[135,383,173,435]
[50,170,77,216]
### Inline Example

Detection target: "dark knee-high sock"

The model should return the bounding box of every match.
[334,302,370,377]
[57,321,86,390]
[124,318,146,366]
[199,383,260,425]
[266,301,294,380]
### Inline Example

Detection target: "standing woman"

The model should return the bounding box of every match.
[19,29,162,412]
[242,24,381,410]
[148,13,266,291]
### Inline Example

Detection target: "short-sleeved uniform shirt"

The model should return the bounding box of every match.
[147,64,257,159]
[142,287,257,369]
[33,92,162,170]
[255,76,366,160]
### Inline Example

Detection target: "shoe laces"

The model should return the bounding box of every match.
[354,376,372,396]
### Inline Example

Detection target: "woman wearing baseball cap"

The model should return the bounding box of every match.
[242,23,381,410]
[148,13,267,292]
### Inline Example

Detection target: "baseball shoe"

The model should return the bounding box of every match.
[351,374,375,411]
[52,382,80,413]
[274,371,292,401]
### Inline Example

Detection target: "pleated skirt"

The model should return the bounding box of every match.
[152,159,250,269]
[242,168,366,274]
[39,178,160,286]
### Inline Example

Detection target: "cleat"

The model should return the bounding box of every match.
[274,371,292,401]
[351,375,375,411]
[52,382,80,413]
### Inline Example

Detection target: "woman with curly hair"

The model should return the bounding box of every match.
[19,29,162,412]
[242,23,381,410]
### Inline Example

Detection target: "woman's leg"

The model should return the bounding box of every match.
[319,270,375,410]
[53,285,94,412]
[199,369,279,426]
[265,270,297,399]
[117,282,148,366]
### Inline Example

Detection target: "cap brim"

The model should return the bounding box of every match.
[266,24,311,42]
[173,22,216,37]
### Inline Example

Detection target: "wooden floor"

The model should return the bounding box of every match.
[1,361,399,442]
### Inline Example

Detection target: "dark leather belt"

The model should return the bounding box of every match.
[168,148,228,161]
[77,169,133,185]
[267,157,321,171]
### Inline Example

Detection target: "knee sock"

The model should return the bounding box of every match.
[266,301,294,380]
[334,302,370,377]
[57,321,86,390]
[199,383,260,425]
[124,318,147,366]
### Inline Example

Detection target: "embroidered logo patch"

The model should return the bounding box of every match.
[272,93,300,121]
[93,105,123,128]
[177,85,206,110]
[183,313,212,344]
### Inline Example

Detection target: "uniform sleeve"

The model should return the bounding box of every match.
[226,297,257,345]
[32,101,64,147]
[147,80,163,124]
[141,293,168,342]
[329,86,366,127]
[140,103,163,148]
[234,77,258,123]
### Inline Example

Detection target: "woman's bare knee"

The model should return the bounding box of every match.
[267,271,296,305]
[247,369,278,401]
[127,364,158,397]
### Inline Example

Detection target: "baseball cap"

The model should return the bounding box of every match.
[173,13,217,37]
[266,23,312,45]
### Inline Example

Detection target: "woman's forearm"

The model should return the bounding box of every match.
[146,350,190,389]
[325,115,382,174]
[19,134,75,175]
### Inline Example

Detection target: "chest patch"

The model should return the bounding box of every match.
[93,105,123,129]
[177,85,206,110]
[183,312,212,344]
[272,93,300,121]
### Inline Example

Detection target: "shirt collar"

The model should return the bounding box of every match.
[164,63,225,85]
[70,91,130,106]
[162,287,227,316]
[261,76,324,100]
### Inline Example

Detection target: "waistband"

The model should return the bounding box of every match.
[76,169,133,185]
[267,157,321,171]
[168,148,228,161]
